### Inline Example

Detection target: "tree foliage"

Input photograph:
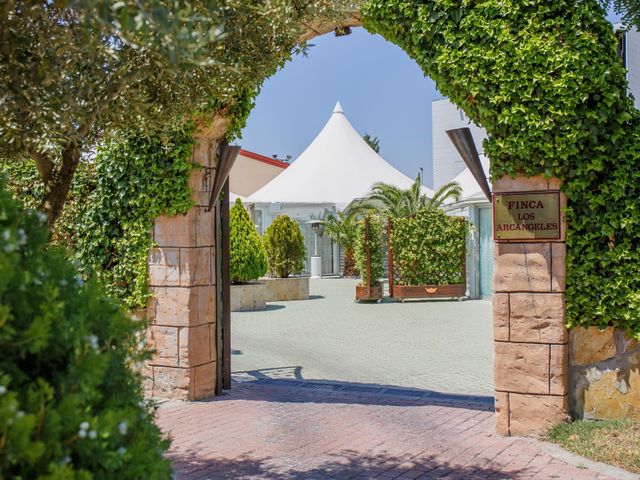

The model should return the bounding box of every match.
[603,0,640,29]
[391,209,468,286]
[363,0,640,337]
[362,133,381,153]
[262,215,306,278]
[324,210,360,276]
[0,0,353,227]
[353,214,384,287]
[356,176,461,218]
[229,198,268,284]
[0,181,171,478]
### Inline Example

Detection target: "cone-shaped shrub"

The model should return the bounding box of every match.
[262,215,306,278]
[0,181,171,478]
[229,198,268,284]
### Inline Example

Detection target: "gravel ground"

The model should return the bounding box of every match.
[231,278,494,395]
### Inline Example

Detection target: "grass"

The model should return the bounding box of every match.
[549,419,640,473]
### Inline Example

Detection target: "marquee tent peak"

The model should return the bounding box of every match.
[333,101,344,114]
[247,103,434,209]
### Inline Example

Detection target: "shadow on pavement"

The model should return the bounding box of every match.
[170,450,518,479]
[224,368,493,412]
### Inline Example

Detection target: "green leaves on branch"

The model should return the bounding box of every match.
[0,181,171,478]
[363,0,640,337]
[262,215,306,278]
[230,198,268,284]
[354,214,384,287]
[391,209,468,286]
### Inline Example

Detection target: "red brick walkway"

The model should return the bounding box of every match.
[156,379,622,479]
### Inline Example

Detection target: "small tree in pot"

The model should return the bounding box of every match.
[230,198,267,284]
[354,213,384,301]
[262,215,306,278]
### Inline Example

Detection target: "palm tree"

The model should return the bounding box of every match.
[323,210,359,276]
[353,176,462,218]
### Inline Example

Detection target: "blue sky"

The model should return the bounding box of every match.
[239,11,622,188]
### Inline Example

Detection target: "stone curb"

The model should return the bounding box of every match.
[538,440,640,480]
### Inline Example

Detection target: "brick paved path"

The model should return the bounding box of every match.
[156,379,625,480]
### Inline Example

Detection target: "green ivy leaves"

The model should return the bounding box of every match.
[392,210,468,286]
[363,0,640,337]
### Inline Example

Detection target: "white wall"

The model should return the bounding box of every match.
[431,99,488,190]
[624,28,640,110]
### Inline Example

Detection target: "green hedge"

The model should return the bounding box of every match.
[391,209,468,286]
[363,0,640,337]
[229,198,268,284]
[262,215,306,278]
[0,181,171,478]
[354,214,384,287]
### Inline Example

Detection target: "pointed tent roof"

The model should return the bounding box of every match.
[248,102,433,208]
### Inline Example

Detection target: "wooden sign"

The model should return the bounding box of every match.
[493,191,561,241]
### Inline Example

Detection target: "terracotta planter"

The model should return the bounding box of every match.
[355,285,383,302]
[392,284,465,301]
[262,276,309,302]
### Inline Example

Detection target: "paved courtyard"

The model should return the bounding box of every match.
[232,278,493,395]
[157,379,630,479]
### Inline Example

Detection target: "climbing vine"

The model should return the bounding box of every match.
[74,124,197,310]
[362,0,640,336]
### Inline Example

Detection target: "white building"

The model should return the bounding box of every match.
[246,102,433,275]
[436,26,640,299]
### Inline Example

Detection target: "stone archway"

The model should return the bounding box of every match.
[144,9,575,437]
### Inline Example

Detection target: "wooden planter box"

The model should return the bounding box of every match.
[355,285,383,302]
[392,284,465,301]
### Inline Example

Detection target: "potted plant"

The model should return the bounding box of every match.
[389,208,468,301]
[262,214,309,301]
[354,213,384,302]
[229,198,268,311]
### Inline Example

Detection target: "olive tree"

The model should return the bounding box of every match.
[0,0,353,227]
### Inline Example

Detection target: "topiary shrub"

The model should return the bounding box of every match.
[0,181,171,479]
[229,198,268,284]
[262,215,306,278]
[391,209,468,286]
[353,214,384,288]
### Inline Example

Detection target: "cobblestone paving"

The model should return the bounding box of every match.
[232,278,493,395]
[157,379,624,480]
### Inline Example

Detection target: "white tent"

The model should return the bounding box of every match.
[444,155,491,204]
[248,102,433,209]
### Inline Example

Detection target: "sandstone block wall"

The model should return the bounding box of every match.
[493,175,569,436]
[145,136,218,400]
[570,326,640,420]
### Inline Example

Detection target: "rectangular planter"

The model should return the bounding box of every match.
[262,276,310,302]
[230,282,266,312]
[355,285,383,302]
[392,284,465,300]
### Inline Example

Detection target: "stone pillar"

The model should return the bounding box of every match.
[144,132,220,401]
[493,175,569,436]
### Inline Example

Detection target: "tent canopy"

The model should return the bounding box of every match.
[444,155,491,204]
[248,102,433,209]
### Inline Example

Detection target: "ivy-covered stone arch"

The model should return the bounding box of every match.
[148,0,640,435]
